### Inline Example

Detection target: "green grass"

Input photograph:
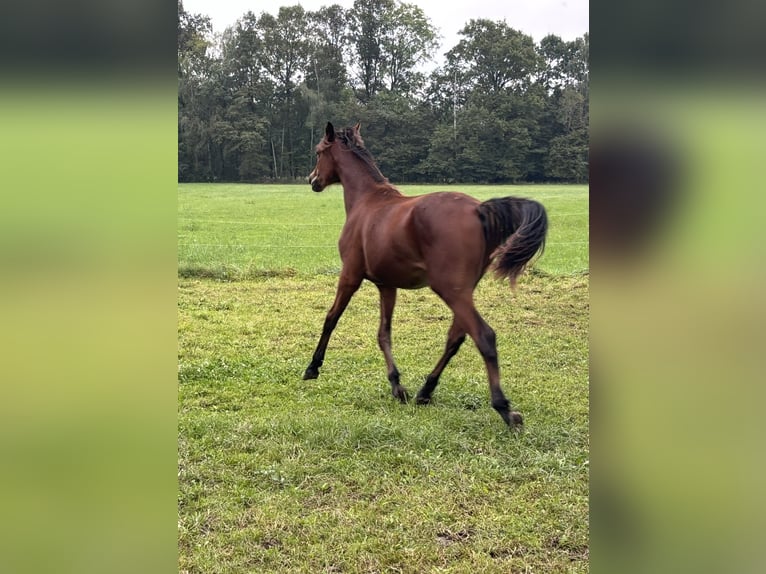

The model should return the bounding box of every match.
[178,183,589,573]
[178,183,588,280]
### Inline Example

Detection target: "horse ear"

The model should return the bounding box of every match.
[325,122,335,142]
[353,122,361,134]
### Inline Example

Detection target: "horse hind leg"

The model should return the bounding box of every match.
[416,320,466,405]
[377,286,409,403]
[449,296,523,428]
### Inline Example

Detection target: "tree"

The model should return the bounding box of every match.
[537,33,589,181]
[178,1,215,181]
[538,33,589,92]
[178,0,211,79]
[379,2,438,95]
[251,7,313,179]
[348,0,395,102]
[305,5,349,98]
[347,0,438,101]
[212,15,268,180]
[447,20,542,94]
[357,92,435,182]
[423,23,543,182]
[177,4,589,184]
[301,5,354,174]
[257,7,310,103]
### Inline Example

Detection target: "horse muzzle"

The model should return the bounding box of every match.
[309,175,324,192]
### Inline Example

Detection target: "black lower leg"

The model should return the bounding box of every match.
[490,389,523,427]
[416,375,438,404]
[303,357,323,380]
[417,332,465,405]
[388,367,408,403]
[303,306,343,379]
[303,276,361,381]
[475,320,523,428]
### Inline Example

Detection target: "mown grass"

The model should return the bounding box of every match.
[178,183,589,573]
[178,183,588,280]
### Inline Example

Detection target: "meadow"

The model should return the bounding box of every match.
[178,183,589,573]
[178,184,588,280]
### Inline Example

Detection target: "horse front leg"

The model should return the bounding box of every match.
[377,286,408,403]
[303,274,362,380]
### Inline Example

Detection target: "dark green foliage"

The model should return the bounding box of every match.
[178,3,589,183]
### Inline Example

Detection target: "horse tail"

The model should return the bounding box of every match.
[477,197,548,288]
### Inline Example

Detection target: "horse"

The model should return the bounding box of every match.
[303,122,548,428]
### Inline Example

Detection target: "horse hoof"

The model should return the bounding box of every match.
[509,411,524,427]
[415,395,431,405]
[303,367,319,380]
[392,386,410,404]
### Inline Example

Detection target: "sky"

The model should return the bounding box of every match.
[182,0,589,65]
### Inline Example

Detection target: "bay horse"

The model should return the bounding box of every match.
[303,122,548,428]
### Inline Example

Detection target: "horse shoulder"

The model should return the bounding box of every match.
[337,217,365,261]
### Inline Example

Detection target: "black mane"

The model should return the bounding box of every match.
[338,128,387,184]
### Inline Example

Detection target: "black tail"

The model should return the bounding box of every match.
[477,197,548,287]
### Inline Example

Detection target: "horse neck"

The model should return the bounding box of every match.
[335,154,394,214]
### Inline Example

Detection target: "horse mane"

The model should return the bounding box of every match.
[337,127,388,184]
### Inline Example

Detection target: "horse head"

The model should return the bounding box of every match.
[307,122,362,192]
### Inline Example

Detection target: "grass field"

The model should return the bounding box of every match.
[178,183,589,573]
[178,184,588,280]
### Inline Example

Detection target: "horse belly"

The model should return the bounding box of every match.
[364,248,428,289]
[359,201,432,289]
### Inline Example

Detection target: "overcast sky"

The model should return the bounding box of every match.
[183,0,588,65]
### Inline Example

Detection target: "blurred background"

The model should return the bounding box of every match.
[590,0,766,572]
[0,2,177,573]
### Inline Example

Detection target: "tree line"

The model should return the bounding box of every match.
[178,0,588,184]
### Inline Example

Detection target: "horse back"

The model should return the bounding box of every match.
[343,191,487,289]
